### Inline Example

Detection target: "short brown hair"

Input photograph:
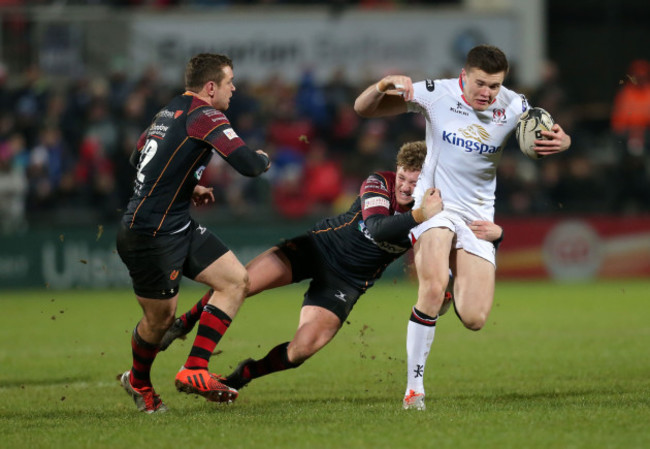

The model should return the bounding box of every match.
[465,44,509,75]
[396,141,427,172]
[185,53,233,92]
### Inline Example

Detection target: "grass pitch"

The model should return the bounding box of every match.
[0,279,649,449]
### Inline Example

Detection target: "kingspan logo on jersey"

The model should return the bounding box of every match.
[358,220,407,254]
[442,124,502,155]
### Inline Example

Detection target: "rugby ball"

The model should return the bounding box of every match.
[515,107,554,159]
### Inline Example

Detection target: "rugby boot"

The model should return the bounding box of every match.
[120,371,168,413]
[402,389,426,411]
[175,367,238,403]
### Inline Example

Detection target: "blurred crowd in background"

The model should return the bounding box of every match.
[0,8,649,234]
[0,1,457,7]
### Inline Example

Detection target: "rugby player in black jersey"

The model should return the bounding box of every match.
[161,141,503,393]
[116,53,270,413]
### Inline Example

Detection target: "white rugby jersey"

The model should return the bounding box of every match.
[408,76,528,222]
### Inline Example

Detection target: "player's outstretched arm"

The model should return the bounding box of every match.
[225,145,271,177]
[354,75,413,118]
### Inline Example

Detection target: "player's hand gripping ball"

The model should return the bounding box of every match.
[515,107,554,159]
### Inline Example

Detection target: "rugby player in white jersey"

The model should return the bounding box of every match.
[354,44,571,410]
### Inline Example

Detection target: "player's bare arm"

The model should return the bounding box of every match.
[192,185,215,206]
[354,75,413,118]
[533,123,572,156]
[469,220,503,242]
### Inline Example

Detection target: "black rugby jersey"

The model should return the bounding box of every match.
[122,92,268,236]
[310,171,418,290]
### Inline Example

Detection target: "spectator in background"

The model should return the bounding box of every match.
[25,125,75,212]
[0,132,28,233]
[295,69,330,133]
[342,120,393,183]
[328,102,360,156]
[14,65,49,148]
[61,76,93,153]
[611,59,650,156]
[611,59,650,211]
[303,139,343,210]
[267,95,315,154]
[74,135,116,215]
[555,155,608,213]
[531,60,571,125]
[0,44,646,227]
[495,154,534,215]
[0,62,13,115]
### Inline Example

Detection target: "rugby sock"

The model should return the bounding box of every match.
[405,307,438,394]
[184,304,231,370]
[180,289,213,329]
[129,326,159,389]
[242,342,302,380]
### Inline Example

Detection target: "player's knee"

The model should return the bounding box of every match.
[290,335,330,363]
[239,271,251,298]
[288,343,316,364]
[458,311,488,331]
[225,270,250,302]
[418,278,447,305]
[144,310,176,336]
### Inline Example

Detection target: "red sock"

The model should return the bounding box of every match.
[180,289,213,328]
[184,304,231,370]
[130,327,159,389]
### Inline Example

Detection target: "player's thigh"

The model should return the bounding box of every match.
[246,246,292,296]
[289,305,342,358]
[247,233,322,296]
[183,222,247,292]
[194,250,248,293]
[452,249,495,326]
[413,227,454,285]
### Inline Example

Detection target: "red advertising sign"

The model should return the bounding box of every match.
[496,216,650,280]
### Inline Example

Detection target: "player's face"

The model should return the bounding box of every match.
[461,68,505,111]
[395,166,420,207]
[211,66,236,111]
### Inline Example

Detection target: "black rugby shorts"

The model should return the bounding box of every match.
[116,220,229,299]
[279,234,363,323]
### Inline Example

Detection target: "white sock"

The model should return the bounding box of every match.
[405,307,437,395]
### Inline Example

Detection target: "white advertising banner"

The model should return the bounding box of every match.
[130,9,521,86]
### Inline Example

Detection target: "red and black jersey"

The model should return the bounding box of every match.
[310,170,418,290]
[122,92,269,236]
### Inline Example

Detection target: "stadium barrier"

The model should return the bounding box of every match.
[1,216,649,290]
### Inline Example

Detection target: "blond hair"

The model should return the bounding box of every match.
[396,141,427,171]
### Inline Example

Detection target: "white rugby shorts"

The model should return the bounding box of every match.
[409,210,496,267]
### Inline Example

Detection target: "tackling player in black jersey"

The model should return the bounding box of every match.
[160,141,503,393]
[117,53,270,413]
